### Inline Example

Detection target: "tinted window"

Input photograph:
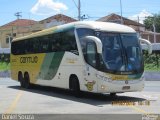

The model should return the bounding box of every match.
[76,28,94,39]
[86,42,97,67]
[61,29,78,54]
[11,28,78,55]
[49,33,61,52]
[39,35,50,53]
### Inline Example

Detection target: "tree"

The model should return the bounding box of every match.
[144,13,160,33]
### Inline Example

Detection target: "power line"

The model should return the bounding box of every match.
[71,0,81,21]
[72,0,78,8]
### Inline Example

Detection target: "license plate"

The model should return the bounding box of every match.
[122,86,130,90]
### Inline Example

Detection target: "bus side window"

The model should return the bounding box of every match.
[86,42,97,67]
[12,42,20,55]
[12,40,27,55]
[38,36,48,53]
[28,40,33,54]
[43,37,49,52]
[33,38,39,53]
[50,40,57,52]
[52,33,61,52]
[61,29,78,54]
[19,41,25,54]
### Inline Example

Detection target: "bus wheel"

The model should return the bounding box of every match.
[18,72,25,88]
[110,93,117,97]
[70,75,80,97]
[24,72,31,89]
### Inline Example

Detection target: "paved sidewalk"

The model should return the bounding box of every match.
[144,71,160,81]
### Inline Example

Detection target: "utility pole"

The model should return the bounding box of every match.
[78,0,81,21]
[153,18,156,43]
[14,12,22,37]
[120,0,123,24]
[15,12,22,19]
[138,16,140,36]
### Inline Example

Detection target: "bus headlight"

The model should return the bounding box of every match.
[101,85,107,90]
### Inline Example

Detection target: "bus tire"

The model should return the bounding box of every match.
[23,72,31,89]
[110,93,116,97]
[69,75,80,97]
[18,72,25,88]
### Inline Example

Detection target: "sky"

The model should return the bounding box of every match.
[0,0,160,26]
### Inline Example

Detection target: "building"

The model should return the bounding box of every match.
[39,14,77,29]
[141,31,160,43]
[97,13,160,43]
[0,19,43,48]
[0,14,77,48]
[97,13,145,34]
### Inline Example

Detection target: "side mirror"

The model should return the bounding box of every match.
[84,36,102,53]
[139,38,152,54]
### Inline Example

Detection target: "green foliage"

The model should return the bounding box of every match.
[0,54,10,71]
[0,62,10,71]
[143,51,160,71]
[144,13,160,33]
[0,54,10,63]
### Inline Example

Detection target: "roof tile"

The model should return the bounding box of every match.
[1,19,37,27]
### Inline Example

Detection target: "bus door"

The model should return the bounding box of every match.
[83,41,97,92]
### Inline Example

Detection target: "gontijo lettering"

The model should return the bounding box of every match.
[20,56,38,63]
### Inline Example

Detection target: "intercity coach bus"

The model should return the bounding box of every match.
[11,21,151,96]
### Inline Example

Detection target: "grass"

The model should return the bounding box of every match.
[144,64,160,72]
[0,61,159,72]
[0,62,10,71]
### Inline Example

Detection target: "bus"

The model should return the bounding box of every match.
[11,21,151,96]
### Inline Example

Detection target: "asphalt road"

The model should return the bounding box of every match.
[0,78,160,120]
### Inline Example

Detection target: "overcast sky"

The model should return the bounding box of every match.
[0,0,159,25]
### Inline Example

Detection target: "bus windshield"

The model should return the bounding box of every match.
[100,33,143,73]
[76,28,143,74]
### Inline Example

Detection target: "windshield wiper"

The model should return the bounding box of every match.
[123,48,129,71]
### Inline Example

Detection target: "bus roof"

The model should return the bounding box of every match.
[13,21,136,42]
